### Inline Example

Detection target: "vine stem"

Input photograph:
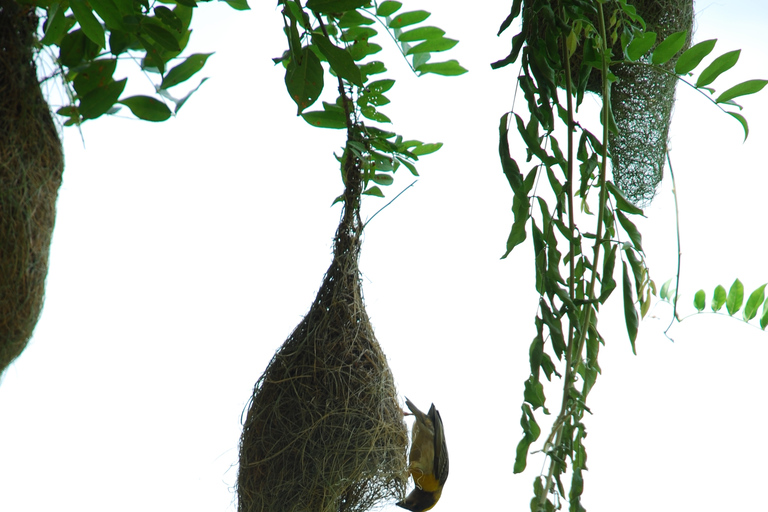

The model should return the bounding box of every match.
[664,151,682,340]
[539,4,612,507]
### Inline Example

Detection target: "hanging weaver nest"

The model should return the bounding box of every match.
[522,0,694,206]
[0,0,64,376]
[237,128,408,512]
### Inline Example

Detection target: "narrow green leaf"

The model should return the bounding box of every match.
[726,279,744,316]
[651,30,687,65]
[607,181,644,215]
[523,376,546,410]
[376,0,401,17]
[693,290,705,312]
[396,157,418,176]
[600,243,617,302]
[301,109,347,129]
[154,6,182,31]
[397,26,445,42]
[727,111,749,141]
[626,31,656,61]
[360,106,391,123]
[497,0,522,36]
[306,0,368,13]
[312,34,363,87]
[513,404,540,474]
[675,39,717,75]
[347,40,382,61]
[743,284,766,321]
[388,10,430,29]
[143,22,180,51]
[616,210,643,252]
[285,47,324,114]
[161,53,213,89]
[416,59,467,76]
[696,49,740,87]
[716,79,768,104]
[337,10,374,27]
[70,0,106,48]
[410,142,442,156]
[341,26,377,42]
[118,95,172,121]
[406,37,458,55]
[622,261,639,354]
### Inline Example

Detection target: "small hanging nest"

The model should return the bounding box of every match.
[607,0,694,206]
[521,0,693,206]
[237,127,408,512]
[0,1,64,376]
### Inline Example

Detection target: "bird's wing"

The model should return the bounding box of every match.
[431,407,449,486]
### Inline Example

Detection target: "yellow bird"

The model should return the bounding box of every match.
[397,398,449,512]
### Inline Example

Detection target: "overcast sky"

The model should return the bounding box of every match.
[1,1,767,511]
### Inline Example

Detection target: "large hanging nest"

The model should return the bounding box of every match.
[0,0,64,376]
[522,0,694,206]
[237,127,408,512]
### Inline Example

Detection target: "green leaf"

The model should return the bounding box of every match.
[285,47,324,114]
[622,261,639,354]
[366,79,394,94]
[397,26,445,42]
[727,111,749,141]
[223,0,250,10]
[371,173,394,186]
[743,284,766,321]
[761,308,768,330]
[73,59,117,97]
[696,49,740,87]
[41,4,74,45]
[513,404,540,474]
[726,279,744,316]
[712,284,727,312]
[70,0,106,48]
[607,182,644,216]
[305,0,369,13]
[59,29,100,67]
[626,31,656,61]
[360,106,391,123]
[406,37,458,55]
[396,157,418,176]
[362,186,385,197]
[388,10,430,29]
[161,53,213,89]
[119,95,172,121]
[616,210,643,252]
[154,6,182,31]
[347,40,382,61]
[301,109,347,129]
[675,38,717,75]
[376,0,401,17]
[716,79,768,104]
[341,26,377,42]
[416,59,467,76]
[410,142,442,156]
[660,278,673,300]
[651,30,687,65]
[693,290,705,312]
[143,22,180,51]
[174,77,208,113]
[337,10,374,27]
[79,78,127,120]
[312,34,363,87]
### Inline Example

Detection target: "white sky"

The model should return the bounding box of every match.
[1,1,767,511]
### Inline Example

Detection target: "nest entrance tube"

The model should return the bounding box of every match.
[237,131,408,512]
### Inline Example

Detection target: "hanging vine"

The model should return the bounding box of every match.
[493,0,767,510]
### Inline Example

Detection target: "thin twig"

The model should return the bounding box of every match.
[363,180,417,229]
[664,151,681,341]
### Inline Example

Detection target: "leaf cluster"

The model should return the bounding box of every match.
[275,0,465,197]
[31,0,247,124]
[661,279,768,329]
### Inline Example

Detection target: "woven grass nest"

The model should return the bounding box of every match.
[0,0,64,376]
[237,133,408,512]
[523,0,694,206]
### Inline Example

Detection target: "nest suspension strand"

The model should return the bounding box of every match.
[0,0,64,376]
[237,122,408,512]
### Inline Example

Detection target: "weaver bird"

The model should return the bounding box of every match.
[396,398,449,512]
